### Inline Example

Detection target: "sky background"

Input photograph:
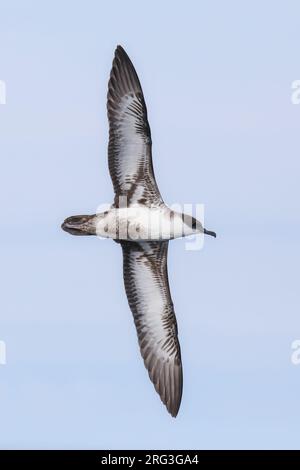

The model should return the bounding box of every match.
[0,0,300,450]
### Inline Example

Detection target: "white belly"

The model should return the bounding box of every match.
[95,206,197,241]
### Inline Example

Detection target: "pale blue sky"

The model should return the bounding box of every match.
[0,0,300,449]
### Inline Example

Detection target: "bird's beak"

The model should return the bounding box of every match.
[204,228,217,238]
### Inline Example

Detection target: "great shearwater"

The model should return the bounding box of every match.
[62,46,216,417]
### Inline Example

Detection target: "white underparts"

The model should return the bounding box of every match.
[94,206,204,241]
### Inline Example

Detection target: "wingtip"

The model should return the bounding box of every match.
[115,44,127,57]
[170,409,180,418]
[113,45,134,67]
[165,387,182,418]
[167,402,181,418]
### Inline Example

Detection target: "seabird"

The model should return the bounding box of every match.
[62,46,216,417]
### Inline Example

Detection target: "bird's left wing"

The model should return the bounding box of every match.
[120,240,183,417]
[107,46,163,207]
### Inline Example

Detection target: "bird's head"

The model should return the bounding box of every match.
[61,214,97,236]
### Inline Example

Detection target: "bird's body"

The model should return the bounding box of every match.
[62,46,216,417]
[64,205,203,241]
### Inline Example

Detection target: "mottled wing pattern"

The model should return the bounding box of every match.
[121,240,183,417]
[107,46,163,207]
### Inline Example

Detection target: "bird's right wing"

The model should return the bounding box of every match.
[120,240,183,417]
[107,46,163,207]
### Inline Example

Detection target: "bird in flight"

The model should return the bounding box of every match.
[62,46,216,417]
